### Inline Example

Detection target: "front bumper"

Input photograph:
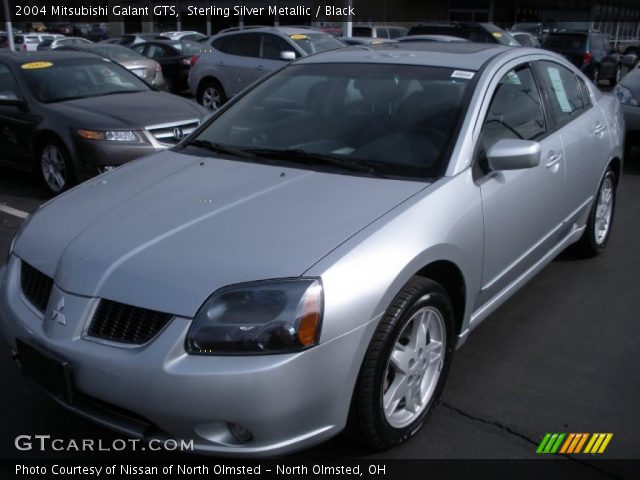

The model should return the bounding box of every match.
[0,257,374,457]
[72,137,164,180]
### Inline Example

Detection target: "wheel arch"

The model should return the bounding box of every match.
[197,75,226,100]
[609,156,622,186]
[414,260,467,340]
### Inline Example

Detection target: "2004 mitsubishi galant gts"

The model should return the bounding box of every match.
[0,43,624,456]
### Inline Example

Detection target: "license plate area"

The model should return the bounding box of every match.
[16,339,73,404]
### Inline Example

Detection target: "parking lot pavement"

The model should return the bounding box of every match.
[0,149,639,463]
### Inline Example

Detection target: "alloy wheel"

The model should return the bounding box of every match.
[202,86,222,111]
[382,306,445,429]
[40,144,66,193]
[594,176,614,245]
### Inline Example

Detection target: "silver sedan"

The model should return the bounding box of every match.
[0,42,624,456]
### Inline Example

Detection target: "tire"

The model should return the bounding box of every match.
[197,79,226,112]
[347,277,455,451]
[575,167,616,257]
[36,138,75,195]
[611,65,622,86]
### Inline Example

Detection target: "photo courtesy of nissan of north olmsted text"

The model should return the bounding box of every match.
[0,1,639,479]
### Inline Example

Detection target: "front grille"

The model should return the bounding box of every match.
[146,119,200,145]
[87,299,173,345]
[21,262,54,313]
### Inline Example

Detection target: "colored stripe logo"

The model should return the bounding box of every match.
[537,433,613,454]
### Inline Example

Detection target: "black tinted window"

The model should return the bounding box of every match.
[538,61,587,127]
[220,33,260,58]
[0,63,19,94]
[483,66,546,149]
[260,34,290,60]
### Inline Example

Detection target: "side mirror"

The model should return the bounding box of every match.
[280,50,296,61]
[0,92,27,110]
[486,139,541,171]
[622,54,638,69]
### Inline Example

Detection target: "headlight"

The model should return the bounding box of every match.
[613,85,639,106]
[186,279,323,355]
[77,129,141,142]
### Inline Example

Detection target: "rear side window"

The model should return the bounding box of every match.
[537,61,588,127]
[482,65,546,150]
[375,27,389,39]
[216,33,260,58]
[576,76,593,107]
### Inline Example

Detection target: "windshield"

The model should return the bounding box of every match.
[185,63,473,179]
[21,58,149,103]
[289,33,345,54]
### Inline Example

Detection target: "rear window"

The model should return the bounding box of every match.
[542,34,587,53]
[26,37,40,43]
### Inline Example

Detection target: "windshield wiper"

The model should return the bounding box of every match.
[186,140,262,160]
[245,148,384,177]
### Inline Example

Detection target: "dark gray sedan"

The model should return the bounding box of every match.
[0,51,207,194]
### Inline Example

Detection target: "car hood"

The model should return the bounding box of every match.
[15,151,427,317]
[45,91,206,130]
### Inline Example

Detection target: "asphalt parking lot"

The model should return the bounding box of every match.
[0,147,639,465]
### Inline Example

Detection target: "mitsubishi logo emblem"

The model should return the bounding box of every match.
[51,297,66,326]
[172,127,185,141]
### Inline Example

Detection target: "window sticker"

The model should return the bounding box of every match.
[21,61,53,70]
[290,34,308,40]
[451,70,475,79]
[492,32,503,38]
[546,67,572,113]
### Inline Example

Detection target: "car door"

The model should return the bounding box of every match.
[534,60,610,230]
[213,33,263,96]
[477,63,566,305]
[0,62,34,166]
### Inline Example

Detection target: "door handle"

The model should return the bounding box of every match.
[545,153,562,169]
[593,122,606,136]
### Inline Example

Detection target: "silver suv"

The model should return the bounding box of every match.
[188,26,344,110]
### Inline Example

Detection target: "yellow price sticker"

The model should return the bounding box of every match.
[290,34,308,40]
[21,61,54,70]
[492,32,503,38]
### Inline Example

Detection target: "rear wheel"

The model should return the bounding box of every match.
[575,167,616,257]
[347,277,454,450]
[197,79,226,112]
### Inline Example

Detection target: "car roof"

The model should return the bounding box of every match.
[0,50,101,63]
[217,26,324,36]
[295,42,510,70]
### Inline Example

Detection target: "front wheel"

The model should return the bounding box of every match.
[197,79,226,112]
[575,167,616,257]
[347,277,454,451]
[37,139,75,195]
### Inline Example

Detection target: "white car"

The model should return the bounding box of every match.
[13,34,64,52]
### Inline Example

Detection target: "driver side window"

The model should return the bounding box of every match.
[482,65,546,151]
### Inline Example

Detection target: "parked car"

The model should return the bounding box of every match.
[408,23,520,46]
[339,37,396,46]
[37,37,92,51]
[0,51,206,193]
[542,30,621,85]
[101,33,158,47]
[511,22,545,38]
[352,25,408,39]
[0,42,623,456]
[157,31,207,42]
[614,54,640,156]
[511,31,541,48]
[189,26,345,110]
[54,43,165,90]
[131,40,202,93]
[13,34,64,52]
[397,35,469,43]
